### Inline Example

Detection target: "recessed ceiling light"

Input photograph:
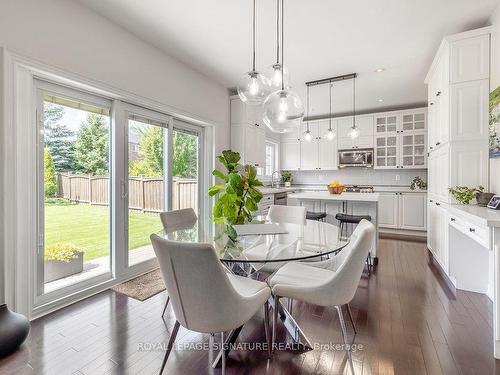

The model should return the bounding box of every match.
[377,98,384,103]
[375,68,385,73]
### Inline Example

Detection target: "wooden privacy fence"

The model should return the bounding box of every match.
[56,174,197,213]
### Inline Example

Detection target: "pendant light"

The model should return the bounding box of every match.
[237,0,268,105]
[303,85,313,141]
[325,83,336,140]
[266,0,289,91]
[263,0,304,133]
[347,75,360,139]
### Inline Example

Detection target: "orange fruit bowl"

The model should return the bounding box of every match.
[327,185,344,194]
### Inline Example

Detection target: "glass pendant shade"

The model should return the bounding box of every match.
[325,128,336,140]
[348,126,360,139]
[304,129,313,142]
[266,63,290,91]
[263,89,304,133]
[237,71,268,105]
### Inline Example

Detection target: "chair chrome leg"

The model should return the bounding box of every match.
[287,298,293,316]
[159,320,180,374]
[263,301,271,358]
[272,296,280,352]
[345,304,357,335]
[336,306,355,375]
[221,331,226,375]
[161,296,170,318]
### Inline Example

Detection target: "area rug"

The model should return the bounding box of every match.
[111,268,166,301]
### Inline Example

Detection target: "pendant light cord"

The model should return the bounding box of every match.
[281,0,284,91]
[252,0,256,72]
[352,76,356,129]
[276,0,280,64]
[306,85,310,132]
[329,83,332,131]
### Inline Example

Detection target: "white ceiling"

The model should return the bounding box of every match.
[78,0,499,116]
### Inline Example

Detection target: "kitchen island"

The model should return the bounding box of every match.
[288,191,380,257]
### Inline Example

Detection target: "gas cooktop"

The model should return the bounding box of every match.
[344,185,374,193]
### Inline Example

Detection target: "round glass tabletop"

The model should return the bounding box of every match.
[158,218,349,265]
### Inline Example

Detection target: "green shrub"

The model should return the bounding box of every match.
[44,147,58,198]
[45,243,83,262]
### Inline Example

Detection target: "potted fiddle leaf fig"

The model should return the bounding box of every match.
[208,150,263,241]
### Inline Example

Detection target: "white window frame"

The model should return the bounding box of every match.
[263,139,279,177]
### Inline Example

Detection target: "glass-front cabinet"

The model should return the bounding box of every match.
[374,109,427,169]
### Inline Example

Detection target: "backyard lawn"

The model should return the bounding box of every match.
[45,200,163,261]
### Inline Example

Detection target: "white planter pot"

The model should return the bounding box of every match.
[284,182,291,187]
[44,252,84,282]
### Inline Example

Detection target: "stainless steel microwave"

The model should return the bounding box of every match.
[338,148,373,168]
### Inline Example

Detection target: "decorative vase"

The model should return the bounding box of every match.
[476,192,495,207]
[284,181,291,187]
[0,304,30,357]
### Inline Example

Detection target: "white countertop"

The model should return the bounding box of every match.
[447,204,500,227]
[288,191,380,202]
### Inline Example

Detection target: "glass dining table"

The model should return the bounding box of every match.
[158,217,349,364]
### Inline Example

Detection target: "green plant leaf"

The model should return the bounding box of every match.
[212,169,227,181]
[208,184,224,196]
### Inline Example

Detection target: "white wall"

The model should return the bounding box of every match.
[0,0,230,149]
[489,5,500,194]
[0,47,4,304]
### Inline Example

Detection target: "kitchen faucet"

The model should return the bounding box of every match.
[271,171,280,188]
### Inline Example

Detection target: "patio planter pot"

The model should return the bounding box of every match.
[44,252,84,282]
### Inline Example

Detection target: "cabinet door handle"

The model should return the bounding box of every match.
[435,142,441,146]
[255,123,259,127]
[430,102,434,106]
[435,202,440,206]
[469,228,476,233]
[450,218,456,222]
[429,199,434,202]
[430,146,434,150]
[436,91,442,97]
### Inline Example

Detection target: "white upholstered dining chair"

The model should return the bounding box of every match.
[267,204,306,225]
[150,234,272,374]
[268,219,375,374]
[158,208,198,317]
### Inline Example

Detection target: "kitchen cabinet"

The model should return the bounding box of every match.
[231,123,266,167]
[378,192,399,229]
[374,109,427,169]
[230,96,266,167]
[297,120,338,171]
[450,33,489,84]
[337,115,374,150]
[378,191,427,231]
[427,198,449,271]
[280,140,301,171]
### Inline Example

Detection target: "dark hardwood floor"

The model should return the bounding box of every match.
[1,238,499,375]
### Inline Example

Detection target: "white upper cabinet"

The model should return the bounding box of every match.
[338,115,374,149]
[373,109,427,169]
[450,79,489,142]
[425,27,490,204]
[450,34,490,83]
[280,140,301,171]
[230,96,266,166]
[298,120,338,170]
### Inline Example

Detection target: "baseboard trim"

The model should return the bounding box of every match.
[427,249,456,298]
[380,232,427,242]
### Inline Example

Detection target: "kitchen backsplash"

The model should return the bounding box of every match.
[290,169,427,186]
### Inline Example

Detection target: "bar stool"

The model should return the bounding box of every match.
[306,211,327,222]
[335,213,374,274]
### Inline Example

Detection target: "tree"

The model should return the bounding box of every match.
[74,114,109,175]
[172,131,197,178]
[44,148,58,198]
[129,126,164,177]
[46,124,74,171]
[43,103,75,171]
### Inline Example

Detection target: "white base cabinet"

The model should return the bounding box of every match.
[378,192,427,232]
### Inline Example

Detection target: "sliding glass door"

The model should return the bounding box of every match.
[126,111,169,267]
[36,81,113,301]
[34,81,206,310]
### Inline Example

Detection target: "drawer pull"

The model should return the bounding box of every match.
[450,218,456,222]
[469,228,475,233]
[435,202,440,206]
